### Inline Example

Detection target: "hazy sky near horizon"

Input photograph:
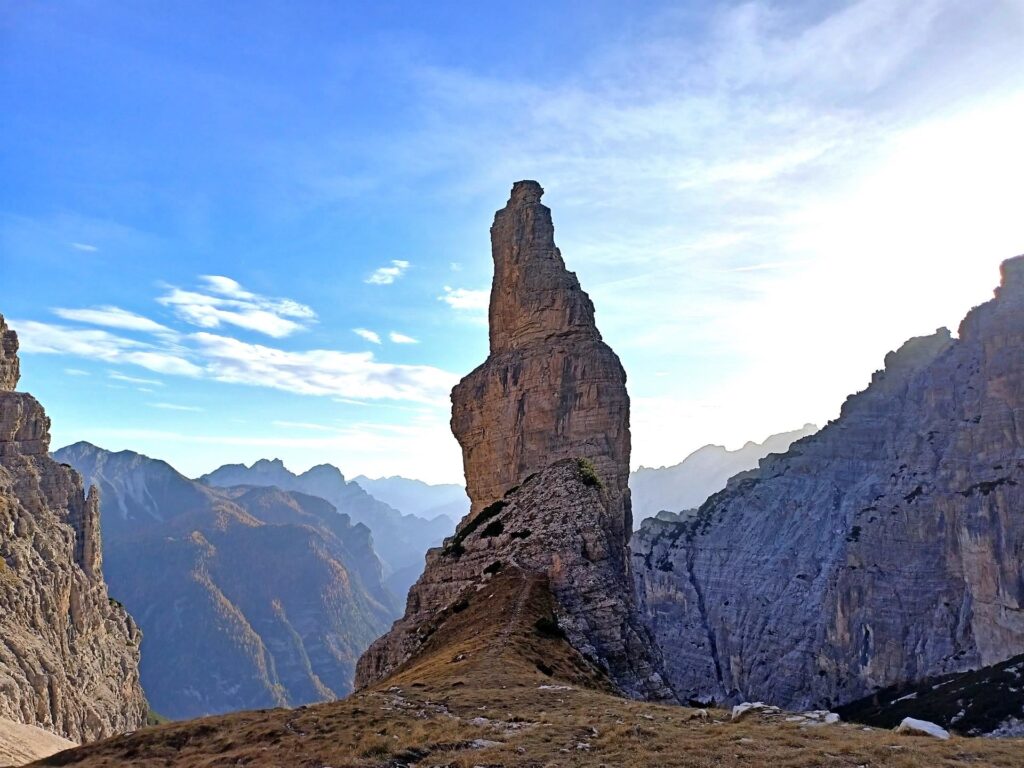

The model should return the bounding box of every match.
[3,1,1023,483]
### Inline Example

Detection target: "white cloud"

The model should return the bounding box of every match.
[158,276,316,338]
[14,320,203,377]
[440,286,488,311]
[365,260,410,285]
[354,328,382,344]
[71,242,98,252]
[109,371,164,387]
[192,332,458,404]
[53,306,173,335]
[389,331,418,344]
[149,402,205,412]
[64,368,90,376]
[271,420,339,432]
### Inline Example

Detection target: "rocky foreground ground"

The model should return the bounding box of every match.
[29,569,1024,767]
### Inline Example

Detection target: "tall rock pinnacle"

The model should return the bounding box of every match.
[357,182,670,701]
[452,181,632,541]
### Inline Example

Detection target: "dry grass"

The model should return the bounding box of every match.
[34,570,1024,767]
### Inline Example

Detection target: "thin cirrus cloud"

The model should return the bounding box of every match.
[14,320,203,377]
[353,328,382,344]
[439,286,488,311]
[70,242,98,252]
[53,306,174,335]
[192,332,458,404]
[157,275,316,338]
[389,332,418,344]
[149,402,204,412]
[109,371,164,387]
[365,259,410,285]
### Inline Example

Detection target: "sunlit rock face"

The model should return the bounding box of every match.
[451,180,632,542]
[357,182,672,701]
[634,255,1024,710]
[0,314,148,741]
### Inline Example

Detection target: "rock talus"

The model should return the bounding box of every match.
[0,314,147,741]
[634,255,1024,710]
[357,181,670,700]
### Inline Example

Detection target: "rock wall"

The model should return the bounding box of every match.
[358,181,670,701]
[0,314,147,741]
[634,256,1024,710]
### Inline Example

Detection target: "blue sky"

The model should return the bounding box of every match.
[3,1,1023,483]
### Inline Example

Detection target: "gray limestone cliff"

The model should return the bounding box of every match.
[634,256,1024,710]
[0,314,147,741]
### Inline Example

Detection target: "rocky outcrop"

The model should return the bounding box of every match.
[451,180,632,541]
[55,442,398,720]
[0,319,18,392]
[358,181,670,701]
[0,315,147,742]
[634,256,1024,710]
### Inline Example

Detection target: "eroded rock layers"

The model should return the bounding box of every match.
[0,315,147,741]
[357,181,670,700]
[634,256,1024,710]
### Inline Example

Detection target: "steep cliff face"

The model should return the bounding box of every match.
[635,256,1024,710]
[358,181,670,701]
[0,315,147,742]
[55,442,397,720]
[451,181,632,541]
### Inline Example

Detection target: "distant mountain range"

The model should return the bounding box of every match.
[352,475,469,522]
[54,442,398,720]
[628,424,818,523]
[200,459,454,598]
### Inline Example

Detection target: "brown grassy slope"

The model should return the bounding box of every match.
[34,568,1024,767]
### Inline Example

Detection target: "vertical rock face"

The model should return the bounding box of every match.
[0,314,147,741]
[358,182,670,700]
[634,255,1024,710]
[451,180,632,541]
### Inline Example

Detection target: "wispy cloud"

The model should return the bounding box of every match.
[353,328,382,344]
[53,306,173,335]
[64,368,90,376]
[109,371,164,387]
[271,420,339,432]
[193,332,457,404]
[70,242,98,252]
[158,275,316,338]
[14,320,203,377]
[149,402,204,412]
[439,286,488,311]
[389,331,418,344]
[365,259,410,285]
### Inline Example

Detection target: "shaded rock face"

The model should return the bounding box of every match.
[55,442,398,720]
[356,460,670,699]
[451,181,632,541]
[0,315,147,741]
[359,182,670,701]
[634,256,1024,711]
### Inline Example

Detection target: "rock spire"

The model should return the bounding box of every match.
[451,180,632,541]
[357,182,670,701]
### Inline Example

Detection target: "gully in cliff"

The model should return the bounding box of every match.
[357,181,672,701]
